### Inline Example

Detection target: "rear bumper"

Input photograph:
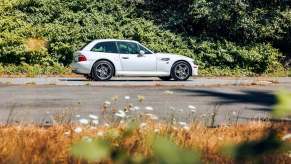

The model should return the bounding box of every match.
[70,61,92,74]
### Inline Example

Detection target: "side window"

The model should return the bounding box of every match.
[117,42,139,54]
[138,44,152,54]
[91,42,118,53]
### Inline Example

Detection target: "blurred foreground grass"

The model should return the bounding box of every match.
[0,121,289,163]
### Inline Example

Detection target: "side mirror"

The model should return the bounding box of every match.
[138,50,145,57]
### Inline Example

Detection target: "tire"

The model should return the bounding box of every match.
[171,61,192,81]
[159,76,172,81]
[91,60,114,81]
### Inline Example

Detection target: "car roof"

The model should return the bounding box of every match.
[93,39,139,43]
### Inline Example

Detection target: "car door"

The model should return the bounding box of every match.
[117,41,156,72]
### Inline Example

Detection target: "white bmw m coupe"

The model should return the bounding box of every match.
[71,39,198,81]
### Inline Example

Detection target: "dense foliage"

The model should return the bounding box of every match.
[0,0,290,75]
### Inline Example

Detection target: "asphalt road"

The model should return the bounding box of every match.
[1,80,290,125]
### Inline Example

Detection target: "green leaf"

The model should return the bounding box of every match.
[273,90,291,118]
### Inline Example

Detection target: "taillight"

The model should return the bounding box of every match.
[78,55,87,62]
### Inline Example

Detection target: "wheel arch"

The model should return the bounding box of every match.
[171,60,192,74]
[91,59,116,76]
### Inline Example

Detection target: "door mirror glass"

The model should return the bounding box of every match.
[138,50,145,57]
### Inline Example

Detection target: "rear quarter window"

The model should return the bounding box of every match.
[91,42,118,53]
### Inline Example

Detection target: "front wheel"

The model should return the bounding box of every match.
[91,60,114,81]
[171,61,192,81]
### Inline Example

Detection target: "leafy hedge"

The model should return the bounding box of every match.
[0,0,289,75]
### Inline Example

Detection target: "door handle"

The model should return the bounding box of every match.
[122,57,129,59]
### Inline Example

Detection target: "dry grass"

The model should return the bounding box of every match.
[0,122,289,164]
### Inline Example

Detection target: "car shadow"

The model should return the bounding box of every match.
[175,88,277,111]
[59,78,160,82]
[58,78,193,82]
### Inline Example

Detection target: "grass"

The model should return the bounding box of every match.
[0,121,289,163]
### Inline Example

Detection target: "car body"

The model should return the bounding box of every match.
[71,39,198,81]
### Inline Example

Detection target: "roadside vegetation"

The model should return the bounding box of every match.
[0,121,289,163]
[1,0,291,76]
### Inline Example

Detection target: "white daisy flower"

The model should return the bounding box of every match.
[282,133,291,141]
[124,96,130,100]
[97,131,104,137]
[75,115,81,118]
[92,120,99,125]
[188,105,196,109]
[64,131,70,135]
[89,114,98,120]
[74,127,82,133]
[145,106,154,111]
[134,106,140,110]
[179,122,187,126]
[183,126,190,131]
[79,118,89,125]
[104,101,111,105]
[191,109,196,113]
[115,110,126,118]
[140,123,147,128]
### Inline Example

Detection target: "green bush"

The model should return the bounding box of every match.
[0,0,288,75]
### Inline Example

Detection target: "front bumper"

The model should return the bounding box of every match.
[191,65,198,76]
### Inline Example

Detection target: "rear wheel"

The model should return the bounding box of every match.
[159,76,172,81]
[171,61,192,81]
[91,60,114,81]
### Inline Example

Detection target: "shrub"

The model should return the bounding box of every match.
[0,0,287,75]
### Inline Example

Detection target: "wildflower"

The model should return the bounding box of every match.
[112,95,119,101]
[145,106,154,111]
[89,114,98,120]
[164,90,174,95]
[104,101,111,106]
[191,109,196,113]
[232,111,237,116]
[282,133,291,141]
[79,118,89,125]
[183,126,190,131]
[137,95,145,102]
[97,131,104,137]
[140,123,147,128]
[75,115,81,118]
[74,127,82,133]
[134,106,140,110]
[179,122,187,126]
[188,105,196,109]
[145,113,159,120]
[201,114,207,118]
[92,120,99,125]
[154,129,160,133]
[115,110,126,118]
[64,131,70,135]
[124,96,130,100]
